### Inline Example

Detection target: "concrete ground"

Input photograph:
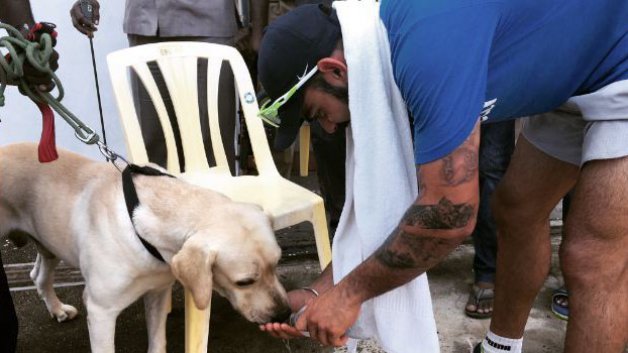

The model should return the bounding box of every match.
[3,224,570,353]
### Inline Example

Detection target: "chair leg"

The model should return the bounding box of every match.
[311,201,332,270]
[184,289,211,353]
[299,124,311,177]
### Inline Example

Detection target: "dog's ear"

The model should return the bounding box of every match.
[171,239,216,310]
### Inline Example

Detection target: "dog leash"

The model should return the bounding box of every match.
[0,21,63,161]
[0,22,128,168]
[80,0,108,153]
[2,22,174,263]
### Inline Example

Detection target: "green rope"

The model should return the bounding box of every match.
[0,23,99,144]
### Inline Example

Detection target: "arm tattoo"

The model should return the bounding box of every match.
[375,197,474,269]
[375,230,452,269]
[404,197,473,229]
[440,147,478,186]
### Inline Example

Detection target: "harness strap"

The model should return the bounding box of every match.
[121,164,175,263]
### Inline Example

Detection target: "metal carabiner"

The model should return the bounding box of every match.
[97,141,116,161]
[97,141,129,172]
[74,126,99,144]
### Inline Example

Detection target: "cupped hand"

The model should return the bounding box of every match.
[295,284,361,347]
[259,321,304,339]
[258,288,318,339]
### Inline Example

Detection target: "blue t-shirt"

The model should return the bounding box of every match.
[380,0,628,164]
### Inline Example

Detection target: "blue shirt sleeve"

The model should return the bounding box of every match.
[385,4,501,164]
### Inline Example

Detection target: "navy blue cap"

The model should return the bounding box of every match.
[258,4,341,150]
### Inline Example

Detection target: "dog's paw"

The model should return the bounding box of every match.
[51,304,79,322]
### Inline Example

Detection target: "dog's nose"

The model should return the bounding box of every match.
[270,306,292,323]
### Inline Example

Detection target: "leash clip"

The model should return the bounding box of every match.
[74,125,98,144]
[97,140,128,172]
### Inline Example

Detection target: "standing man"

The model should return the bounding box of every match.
[465,120,514,319]
[70,0,240,173]
[257,2,628,353]
[1,2,60,351]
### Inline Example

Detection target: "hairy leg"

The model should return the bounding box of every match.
[561,157,628,353]
[490,137,579,337]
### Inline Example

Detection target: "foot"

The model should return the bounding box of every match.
[49,303,78,322]
[550,287,569,320]
[465,282,494,319]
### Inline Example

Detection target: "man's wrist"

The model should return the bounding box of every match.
[336,277,369,306]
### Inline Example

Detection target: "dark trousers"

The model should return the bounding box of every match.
[128,35,237,174]
[0,251,18,353]
[472,120,515,283]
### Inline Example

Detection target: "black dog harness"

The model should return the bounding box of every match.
[121,164,175,263]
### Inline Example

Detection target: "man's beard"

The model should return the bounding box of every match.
[309,74,350,130]
[311,74,349,104]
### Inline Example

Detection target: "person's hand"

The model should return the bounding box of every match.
[22,49,59,92]
[295,284,361,347]
[258,288,316,339]
[70,0,100,37]
[17,22,59,92]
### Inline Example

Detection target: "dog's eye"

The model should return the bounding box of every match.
[235,278,256,287]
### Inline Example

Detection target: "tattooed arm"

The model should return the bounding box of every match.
[295,121,481,346]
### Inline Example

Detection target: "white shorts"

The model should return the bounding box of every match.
[522,80,628,166]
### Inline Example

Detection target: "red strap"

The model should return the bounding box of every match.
[35,102,58,162]
[27,22,58,45]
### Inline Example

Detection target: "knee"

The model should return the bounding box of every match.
[559,237,598,287]
[561,221,625,287]
[491,184,544,230]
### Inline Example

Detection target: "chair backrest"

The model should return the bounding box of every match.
[107,42,279,177]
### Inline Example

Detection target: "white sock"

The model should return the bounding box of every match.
[480,330,523,353]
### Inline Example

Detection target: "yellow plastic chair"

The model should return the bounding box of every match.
[106,42,332,353]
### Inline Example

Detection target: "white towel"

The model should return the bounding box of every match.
[331,2,440,353]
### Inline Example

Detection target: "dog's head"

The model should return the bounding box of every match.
[171,202,291,324]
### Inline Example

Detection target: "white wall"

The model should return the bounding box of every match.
[1,0,128,160]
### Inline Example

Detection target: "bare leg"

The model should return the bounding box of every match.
[561,157,628,352]
[490,137,579,337]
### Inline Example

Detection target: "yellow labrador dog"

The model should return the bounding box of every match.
[0,143,290,353]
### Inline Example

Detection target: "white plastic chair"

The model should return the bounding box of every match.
[107,42,332,353]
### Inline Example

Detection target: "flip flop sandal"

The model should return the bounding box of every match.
[473,343,483,353]
[465,285,494,319]
[551,287,569,321]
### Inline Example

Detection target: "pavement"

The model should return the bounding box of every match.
[2,175,573,353]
